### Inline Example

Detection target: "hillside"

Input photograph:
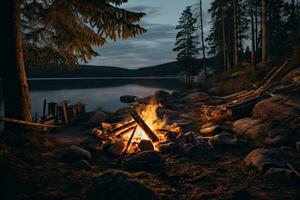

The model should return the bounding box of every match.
[27,59,213,78]
[27,62,183,78]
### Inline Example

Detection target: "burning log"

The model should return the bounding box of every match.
[106,121,137,137]
[116,126,137,138]
[118,125,138,164]
[129,109,159,143]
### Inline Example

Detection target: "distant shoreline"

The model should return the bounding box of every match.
[28,76,183,81]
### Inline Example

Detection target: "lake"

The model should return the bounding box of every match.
[28,77,186,117]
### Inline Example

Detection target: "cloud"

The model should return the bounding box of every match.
[89,23,178,69]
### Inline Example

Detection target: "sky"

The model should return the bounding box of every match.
[87,0,212,69]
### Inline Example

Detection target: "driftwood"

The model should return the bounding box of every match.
[106,121,137,136]
[129,109,159,142]
[1,117,64,128]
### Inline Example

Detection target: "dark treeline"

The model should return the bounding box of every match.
[206,0,300,72]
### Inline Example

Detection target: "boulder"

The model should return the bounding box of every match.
[85,170,158,200]
[138,140,154,151]
[233,118,294,146]
[253,95,300,118]
[264,167,293,180]
[232,118,263,136]
[63,145,92,162]
[244,148,288,173]
[72,160,92,170]
[208,133,238,148]
[108,141,126,157]
[281,67,300,85]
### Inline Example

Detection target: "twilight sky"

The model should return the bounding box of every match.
[87,0,212,69]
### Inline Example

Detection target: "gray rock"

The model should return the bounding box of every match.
[138,140,154,151]
[63,145,92,162]
[265,167,293,180]
[85,170,158,200]
[208,133,238,148]
[120,95,138,103]
[158,142,178,153]
[244,148,288,173]
[108,141,125,157]
[72,160,92,170]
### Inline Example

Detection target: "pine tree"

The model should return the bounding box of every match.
[173,6,199,85]
[0,0,146,123]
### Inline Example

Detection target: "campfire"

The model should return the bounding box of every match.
[92,99,181,156]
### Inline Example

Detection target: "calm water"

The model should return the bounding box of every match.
[28,77,185,117]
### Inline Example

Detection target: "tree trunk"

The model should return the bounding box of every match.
[200,0,207,82]
[251,0,257,69]
[0,0,32,125]
[255,0,259,53]
[222,0,228,71]
[232,0,238,67]
[261,0,268,64]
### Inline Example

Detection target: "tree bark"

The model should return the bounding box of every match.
[199,0,207,82]
[232,0,239,67]
[250,0,257,69]
[261,0,268,64]
[0,0,32,126]
[222,0,228,71]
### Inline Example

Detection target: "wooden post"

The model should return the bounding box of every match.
[129,109,159,142]
[62,101,69,124]
[48,102,56,116]
[43,99,47,118]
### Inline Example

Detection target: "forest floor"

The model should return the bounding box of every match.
[1,66,300,200]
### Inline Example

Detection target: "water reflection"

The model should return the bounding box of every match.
[29,78,185,117]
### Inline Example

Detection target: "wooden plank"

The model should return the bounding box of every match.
[1,117,64,128]
[129,109,159,142]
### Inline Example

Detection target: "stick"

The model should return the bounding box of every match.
[116,126,137,138]
[129,109,159,142]
[118,125,137,165]
[1,117,64,128]
[106,121,137,136]
[287,163,300,179]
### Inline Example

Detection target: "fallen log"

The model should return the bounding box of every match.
[106,121,137,136]
[1,117,64,128]
[129,109,159,142]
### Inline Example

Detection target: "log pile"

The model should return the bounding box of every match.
[200,60,296,121]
